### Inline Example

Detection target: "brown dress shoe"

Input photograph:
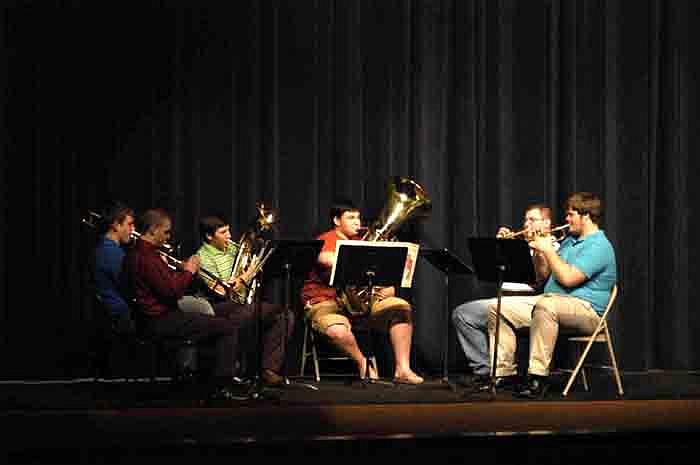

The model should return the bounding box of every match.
[261,369,286,386]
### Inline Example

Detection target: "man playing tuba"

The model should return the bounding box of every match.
[301,198,424,384]
[194,213,294,387]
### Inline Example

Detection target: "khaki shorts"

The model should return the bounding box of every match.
[306,296,412,333]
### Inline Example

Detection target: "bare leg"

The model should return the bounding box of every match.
[390,322,423,384]
[325,324,378,379]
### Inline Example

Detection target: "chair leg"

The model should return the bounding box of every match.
[604,325,624,396]
[570,342,589,391]
[562,330,600,397]
[310,328,321,383]
[580,357,590,392]
[300,323,309,377]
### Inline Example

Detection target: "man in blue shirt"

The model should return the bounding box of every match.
[94,201,136,333]
[487,192,617,399]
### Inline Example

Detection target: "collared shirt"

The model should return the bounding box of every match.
[94,236,129,317]
[544,230,617,314]
[195,241,240,301]
[122,238,195,318]
[196,242,239,283]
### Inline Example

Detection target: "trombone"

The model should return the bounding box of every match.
[81,210,233,294]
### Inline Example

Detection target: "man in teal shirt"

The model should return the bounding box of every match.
[486,192,617,399]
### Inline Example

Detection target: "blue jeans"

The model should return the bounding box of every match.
[452,298,493,376]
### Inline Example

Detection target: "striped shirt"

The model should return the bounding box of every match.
[195,242,240,288]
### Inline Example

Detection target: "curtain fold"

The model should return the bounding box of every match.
[2,1,695,377]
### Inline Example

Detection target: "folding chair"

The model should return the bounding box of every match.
[300,317,377,382]
[561,284,623,397]
[92,294,197,382]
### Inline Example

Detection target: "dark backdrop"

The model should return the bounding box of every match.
[1,1,697,379]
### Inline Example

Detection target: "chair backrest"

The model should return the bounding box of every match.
[598,284,618,325]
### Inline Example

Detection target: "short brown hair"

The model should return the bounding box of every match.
[99,200,134,234]
[199,215,228,243]
[566,192,602,224]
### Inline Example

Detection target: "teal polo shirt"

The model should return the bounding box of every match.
[543,230,617,314]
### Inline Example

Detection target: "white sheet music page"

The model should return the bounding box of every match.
[330,240,420,288]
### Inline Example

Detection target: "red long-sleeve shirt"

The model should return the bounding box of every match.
[122,238,195,318]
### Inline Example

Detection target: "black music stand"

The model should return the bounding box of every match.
[262,239,323,390]
[331,242,409,387]
[467,237,536,397]
[419,248,474,391]
[246,242,279,400]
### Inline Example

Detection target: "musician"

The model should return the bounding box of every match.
[93,201,214,322]
[451,203,555,392]
[121,208,253,395]
[301,200,424,384]
[93,200,137,333]
[487,192,617,399]
[194,214,294,387]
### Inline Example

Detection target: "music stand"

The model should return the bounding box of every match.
[262,239,323,390]
[467,238,536,396]
[331,242,410,386]
[246,242,279,400]
[419,248,474,391]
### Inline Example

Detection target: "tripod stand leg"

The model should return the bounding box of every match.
[488,279,505,398]
[441,274,457,391]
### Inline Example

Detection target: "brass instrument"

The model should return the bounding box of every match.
[226,202,279,305]
[81,210,178,256]
[81,211,231,291]
[339,177,432,316]
[501,223,570,242]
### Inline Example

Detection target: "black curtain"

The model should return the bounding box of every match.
[2,0,696,378]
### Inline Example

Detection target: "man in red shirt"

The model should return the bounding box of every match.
[301,200,423,384]
[122,208,287,393]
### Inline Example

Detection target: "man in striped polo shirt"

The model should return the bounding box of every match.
[195,215,294,387]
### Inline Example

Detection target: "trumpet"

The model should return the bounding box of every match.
[500,224,570,241]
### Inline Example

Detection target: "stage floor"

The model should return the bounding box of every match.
[3,370,700,463]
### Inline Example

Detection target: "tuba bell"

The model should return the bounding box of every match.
[228,202,279,304]
[339,177,431,316]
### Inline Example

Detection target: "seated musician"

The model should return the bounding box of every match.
[487,192,617,399]
[194,214,294,387]
[120,208,249,396]
[93,200,137,334]
[451,203,557,392]
[301,199,424,384]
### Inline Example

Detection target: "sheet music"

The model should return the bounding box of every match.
[330,240,420,288]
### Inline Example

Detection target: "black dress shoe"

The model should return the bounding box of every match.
[463,374,520,393]
[515,375,549,399]
[470,374,492,392]
[210,385,249,401]
[494,375,522,391]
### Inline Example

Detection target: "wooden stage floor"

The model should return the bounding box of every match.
[3,370,700,463]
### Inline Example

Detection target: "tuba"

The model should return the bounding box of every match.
[339,177,431,316]
[227,202,279,304]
